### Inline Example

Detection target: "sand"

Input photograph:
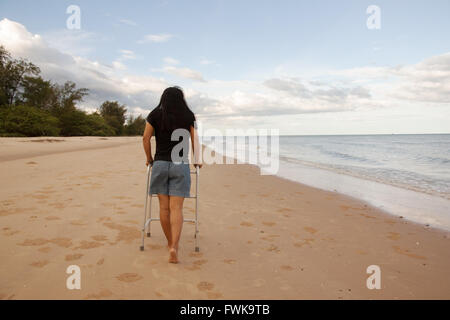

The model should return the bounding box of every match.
[0,136,449,300]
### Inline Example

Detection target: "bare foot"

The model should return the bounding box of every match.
[169,248,178,264]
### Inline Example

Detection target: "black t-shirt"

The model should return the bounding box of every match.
[146,106,195,162]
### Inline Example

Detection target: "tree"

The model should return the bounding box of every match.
[20,76,57,111]
[0,45,40,107]
[52,81,88,116]
[124,114,146,136]
[0,105,60,136]
[58,109,115,136]
[99,100,127,135]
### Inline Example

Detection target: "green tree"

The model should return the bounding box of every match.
[52,81,89,116]
[0,105,60,136]
[58,109,115,136]
[20,76,58,111]
[99,100,127,135]
[124,114,146,136]
[0,45,40,107]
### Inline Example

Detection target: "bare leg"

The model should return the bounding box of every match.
[168,196,185,263]
[158,194,171,248]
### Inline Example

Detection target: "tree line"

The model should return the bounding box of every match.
[0,46,146,137]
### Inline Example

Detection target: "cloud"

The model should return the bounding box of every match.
[163,66,206,82]
[42,29,103,57]
[263,77,371,106]
[1,18,448,132]
[118,19,137,27]
[391,53,450,103]
[138,33,173,44]
[200,59,215,65]
[329,52,450,104]
[163,57,179,65]
[0,18,167,113]
[112,60,126,70]
[119,49,136,60]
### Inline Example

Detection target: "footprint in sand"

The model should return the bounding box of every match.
[197,281,214,291]
[185,265,201,271]
[189,252,203,258]
[240,221,253,227]
[38,247,51,253]
[2,228,20,236]
[45,216,60,221]
[116,273,143,282]
[393,246,426,260]
[103,222,140,243]
[32,194,49,200]
[294,238,315,248]
[261,234,280,242]
[19,237,70,248]
[49,202,66,209]
[280,265,293,271]
[277,208,292,216]
[223,259,236,264]
[304,227,318,234]
[112,196,132,200]
[75,240,103,250]
[262,221,276,227]
[360,213,376,219]
[266,244,280,253]
[91,235,108,242]
[70,220,87,226]
[97,258,105,265]
[65,253,83,261]
[252,279,266,287]
[84,289,113,300]
[193,259,208,266]
[387,232,400,240]
[30,260,49,268]
[207,292,223,299]
[50,238,72,248]
[26,161,38,165]
[19,238,48,246]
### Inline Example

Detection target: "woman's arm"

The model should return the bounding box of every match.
[190,125,202,168]
[143,122,154,166]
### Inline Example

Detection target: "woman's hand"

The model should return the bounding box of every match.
[194,163,202,169]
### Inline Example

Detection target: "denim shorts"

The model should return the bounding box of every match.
[149,160,191,197]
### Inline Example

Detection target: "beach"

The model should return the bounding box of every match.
[0,136,449,299]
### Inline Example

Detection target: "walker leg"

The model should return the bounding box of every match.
[147,193,152,237]
[140,166,151,251]
[194,166,199,252]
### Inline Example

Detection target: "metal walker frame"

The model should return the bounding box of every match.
[140,165,200,252]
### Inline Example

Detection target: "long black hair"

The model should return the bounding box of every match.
[157,86,195,132]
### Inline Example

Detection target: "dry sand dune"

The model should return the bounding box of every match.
[0,137,449,299]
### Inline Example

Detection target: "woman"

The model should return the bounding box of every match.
[142,86,201,264]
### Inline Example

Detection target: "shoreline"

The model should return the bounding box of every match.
[276,159,450,232]
[1,136,449,299]
[204,141,450,232]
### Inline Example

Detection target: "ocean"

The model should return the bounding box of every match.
[203,134,450,230]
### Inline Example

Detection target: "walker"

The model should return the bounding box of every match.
[140,165,200,252]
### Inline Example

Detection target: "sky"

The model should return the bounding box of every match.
[0,0,449,135]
